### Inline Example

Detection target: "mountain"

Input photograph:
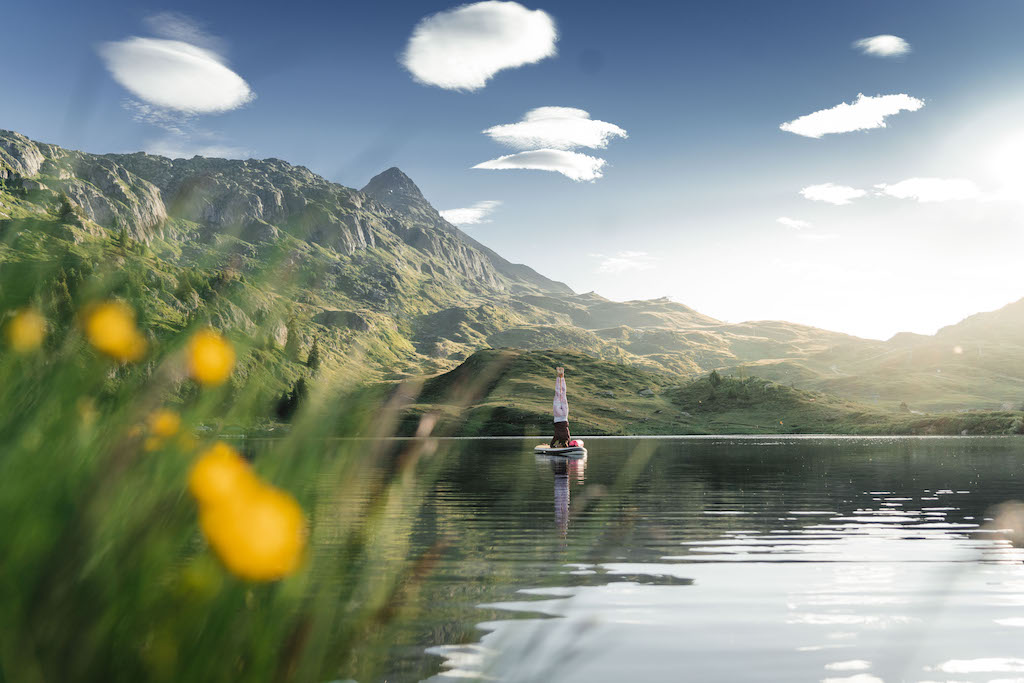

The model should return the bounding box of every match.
[360,167,572,294]
[722,298,1024,411]
[2,128,1023,419]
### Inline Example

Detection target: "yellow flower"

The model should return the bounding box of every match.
[199,483,306,581]
[144,436,163,452]
[187,329,235,386]
[84,301,147,361]
[6,308,46,352]
[149,409,181,438]
[188,442,257,506]
[188,441,306,580]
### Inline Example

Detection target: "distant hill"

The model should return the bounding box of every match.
[393,349,1024,437]
[727,297,1024,411]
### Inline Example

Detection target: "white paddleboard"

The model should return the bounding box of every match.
[534,445,587,459]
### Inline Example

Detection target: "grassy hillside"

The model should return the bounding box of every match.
[395,349,1024,437]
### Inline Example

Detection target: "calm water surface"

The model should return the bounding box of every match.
[315,436,1024,682]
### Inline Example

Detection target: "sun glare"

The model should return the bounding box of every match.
[987,131,1024,196]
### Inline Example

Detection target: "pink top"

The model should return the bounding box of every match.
[553,376,568,423]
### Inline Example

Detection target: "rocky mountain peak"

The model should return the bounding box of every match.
[360,167,430,215]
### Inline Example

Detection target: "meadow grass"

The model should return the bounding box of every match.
[0,214,494,682]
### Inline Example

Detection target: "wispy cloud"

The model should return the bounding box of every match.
[143,12,225,53]
[99,35,253,113]
[124,100,191,135]
[483,107,627,150]
[853,34,910,57]
[777,216,811,230]
[800,183,866,205]
[439,200,502,225]
[875,177,983,202]
[401,1,557,91]
[593,251,659,274]
[473,149,607,181]
[780,93,924,138]
[144,138,251,160]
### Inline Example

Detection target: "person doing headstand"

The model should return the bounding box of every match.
[551,366,571,448]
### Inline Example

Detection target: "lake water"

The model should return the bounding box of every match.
[323,436,1024,682]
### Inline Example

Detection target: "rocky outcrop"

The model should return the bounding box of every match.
[0,130,167,241]
[314,309,371,331]
[0,130,45,178]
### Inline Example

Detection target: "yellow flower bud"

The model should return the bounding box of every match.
[199,483,306,581]
[149,409,181,438]
[188,442,257,506]
[84,301,147,361]
[6,308,46,352]
[187,329,235,386]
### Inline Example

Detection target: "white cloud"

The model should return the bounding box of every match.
[853,35,910,57]
[780,93,924,138]
[594,251,659,274]
[875,177,983,202]
[401,1,557,91]
[473,149,606,181]
[483,107,627,150]
[800,183,867,205]
[777,216,811,230]
[798,233,839,241]
[99,37,253,113]
[439,200,502,225]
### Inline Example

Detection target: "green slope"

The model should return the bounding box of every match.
[395,349,1024,437]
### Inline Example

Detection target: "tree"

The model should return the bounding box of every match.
[709,369,722,387]
[114,225,129,252]
[275,377,309,420]
[284,318,301,360]
[52,269,74,323]
[58,193,81,222]
[306,337,322,371]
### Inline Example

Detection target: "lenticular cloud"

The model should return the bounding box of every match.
[99,38,253,113]
[780,93,924,139]
[483,107,627,150]
[439,200,503,225]
[875,178,982,203]
[799,183,867,205]
[473,149,607,181]
[853,35,911,57]
[401,1,558,91]
[777,217,811,230]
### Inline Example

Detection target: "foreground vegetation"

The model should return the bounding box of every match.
[0,194,483,680]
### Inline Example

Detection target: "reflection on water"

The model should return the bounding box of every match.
[312,436,1024,682]
[536,454,587,537]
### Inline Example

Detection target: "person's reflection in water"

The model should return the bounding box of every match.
[548,456,586,538]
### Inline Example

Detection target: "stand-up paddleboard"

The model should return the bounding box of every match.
[534,439,586,458]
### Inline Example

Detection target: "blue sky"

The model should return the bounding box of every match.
[3,0,1024,339]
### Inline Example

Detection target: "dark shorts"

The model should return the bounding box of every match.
[551,421,571,448]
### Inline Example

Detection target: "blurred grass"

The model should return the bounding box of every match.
[0,209,494,682]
